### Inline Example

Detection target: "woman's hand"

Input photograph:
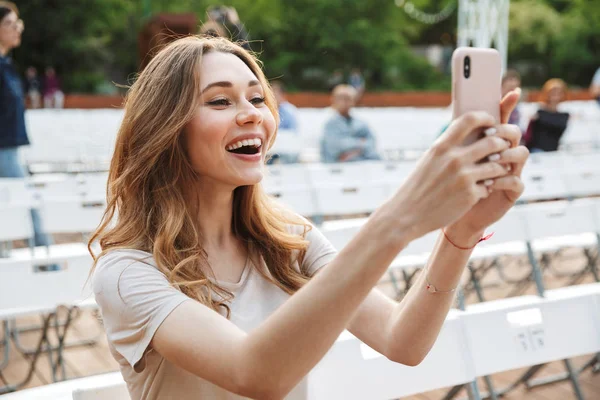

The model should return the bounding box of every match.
[387,111,513,242]
[445,89,530,242]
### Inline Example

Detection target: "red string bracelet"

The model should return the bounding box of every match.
[442,229,494,250]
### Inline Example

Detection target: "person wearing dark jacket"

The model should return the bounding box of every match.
[0,1,53,250]
[524,78,570,152]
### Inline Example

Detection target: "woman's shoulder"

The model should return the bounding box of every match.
[92,249,160,290]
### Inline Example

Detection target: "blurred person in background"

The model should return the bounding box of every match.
[42,66,64,108]
[268,80,299,164]
[523,78,570,153]
[89,36,527,400]
[24,65,41,108]
[204,5,251,50]
[321,84,381,163]
[0,1,54,251]
[502,69,522,130]
[349,67,365,102]
[272,80,298,132]
[590,66,600,105]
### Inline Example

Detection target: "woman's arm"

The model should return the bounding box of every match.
[152,111,510,399]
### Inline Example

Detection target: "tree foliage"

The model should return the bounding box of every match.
[9,0,600,93]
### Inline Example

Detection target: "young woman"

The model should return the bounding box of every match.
[524,78,570,152]
[90,36,527,400]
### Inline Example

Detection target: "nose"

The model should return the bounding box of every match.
[235,101,263,126]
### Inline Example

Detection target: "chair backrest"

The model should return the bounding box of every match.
[308,310,474,399]
[463,289,600,377]
[29,175,84,202]
[0,253,93,311]
[562,152,600,198]
[0,205,34,242]
[72,382,130,400]
[311,180,388,216]
[520,200,598,241]
[0,178,33,207]
[80,173,109,204]
[39,201,105,235]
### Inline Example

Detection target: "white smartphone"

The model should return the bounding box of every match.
[451,47,502,145]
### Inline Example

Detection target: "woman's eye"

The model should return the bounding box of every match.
[251,97,265,105]
[208,99,230,106]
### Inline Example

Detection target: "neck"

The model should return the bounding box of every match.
[336,109,350,118]
[0,45,8,57]
[544,103,558,112]
[192,179,238,251]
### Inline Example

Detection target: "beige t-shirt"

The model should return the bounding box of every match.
[92,223,337,400]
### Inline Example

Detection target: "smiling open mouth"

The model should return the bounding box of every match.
[226,138,262,155]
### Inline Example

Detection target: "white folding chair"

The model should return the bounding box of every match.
[39,201,105,238]
[308,162,388,218]
[29,175,84,203]
[520,200,598,292]
[307,310,478,399]
[79,173,109,204]
[462,287,600,400]
[0,205,34,244]
[562,152,600,198]
[0,249,95,391]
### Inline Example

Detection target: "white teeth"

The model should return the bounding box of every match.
[226,138,263,151]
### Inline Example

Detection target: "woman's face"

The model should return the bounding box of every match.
[548,87,564,105]
[0,11,22,52]
[184,51,276,189]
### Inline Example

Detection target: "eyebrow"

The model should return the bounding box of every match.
[201,80,261,94]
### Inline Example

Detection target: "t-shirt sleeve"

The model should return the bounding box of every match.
[92,251,190,371]
[289,221,337,276]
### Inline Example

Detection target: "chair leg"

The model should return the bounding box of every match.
[0,313,53,394]
[0,320,9,371]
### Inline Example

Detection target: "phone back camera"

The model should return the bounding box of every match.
[464,56,471,79]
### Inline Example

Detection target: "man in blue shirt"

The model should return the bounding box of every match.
[320,84,381,163]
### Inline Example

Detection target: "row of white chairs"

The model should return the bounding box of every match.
[2,150,599,219]
[265,151,600,219]
[3,283,599,400]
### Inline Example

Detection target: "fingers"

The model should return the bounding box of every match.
[500,88,521,124]
[440,111,496,147]
[496,146,530,176]
[469,160,510,182]
[463,124,521,163]
[490,175,525,201]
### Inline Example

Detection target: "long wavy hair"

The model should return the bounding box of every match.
[88,36,311,315]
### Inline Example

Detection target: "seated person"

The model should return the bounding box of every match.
[272,81,298,132]
[524,79,570,152]
[267,81,299,164]
[320,84,381,163]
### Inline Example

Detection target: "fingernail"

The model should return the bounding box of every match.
[484,179,494,186]
[484,127,497,136]
[488,153,501,162]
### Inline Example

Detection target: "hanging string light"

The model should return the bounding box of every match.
[395,0,457,25]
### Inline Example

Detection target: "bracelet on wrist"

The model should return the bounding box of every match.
[442,228,494,250]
